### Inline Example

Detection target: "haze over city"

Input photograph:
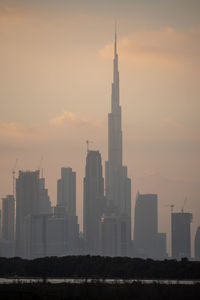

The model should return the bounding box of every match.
[0,0,200,254]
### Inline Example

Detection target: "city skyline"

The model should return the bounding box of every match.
[0,28,197,259]
[0,0,200,255]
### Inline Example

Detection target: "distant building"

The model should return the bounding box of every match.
[78,231,87,255]
[194,226,200,261]
[16,170,51,257]
[57,167,76,216]
[55,167,79,254]
[54,205,66,217]
[83,150,104,255]
[171,212,192,259]
[105,27,131,253]
[0,195,15,257]
[0,210,1,240]
[1,195,15,241]
[54,208,79,255]
[39,178,52,214]
[16,170,41,257]
[0,240,15,257]
[156,233,168,259]
[134,193,167,259]
[100,214,118,257]
[134,193,158,258]
[99,213,130,257]
[25,214,49,258]
[25,213,79,259]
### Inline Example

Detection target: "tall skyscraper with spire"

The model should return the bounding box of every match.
[104,28,131,255]
[105,29,131,217]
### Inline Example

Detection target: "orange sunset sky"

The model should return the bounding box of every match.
[0,0,200,254]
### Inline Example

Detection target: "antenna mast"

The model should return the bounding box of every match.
[86,140,93,152]
[12,158,18,197]
[38,155,44,178]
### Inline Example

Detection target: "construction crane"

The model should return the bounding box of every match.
[12,158,18,197]
[86,140,93,152]
[165,204,175,213]
[181,197,187,213]
[38,155,44,178]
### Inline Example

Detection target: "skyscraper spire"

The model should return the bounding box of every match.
[112,24,120,115]
[105,26,131,215]
[114,20,117,57]
[105,26,132,255]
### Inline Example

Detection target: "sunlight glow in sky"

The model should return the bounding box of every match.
[0,0,200,253]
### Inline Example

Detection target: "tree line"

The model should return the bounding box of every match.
[0,256,200,279]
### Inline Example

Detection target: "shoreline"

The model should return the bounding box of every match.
[0,277,200,285]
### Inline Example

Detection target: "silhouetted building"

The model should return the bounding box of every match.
[78,232,87,255]
[54,207,79,254]
[100,213,130,257]
[133,193,167,259]
[0,195,15,257]
[25,213,79,259]
[83,150,104,255]
[171,212,192,259]
[16,170,41,257]
[25,214,49,258]
[194,226,200,261]
[100,214,119,257]
[0,240,15,257]
[15,170,52,257]
[105,29,131,255]
[55,167,79,254]
[39,178,51,214]
[54,205,66,217]
[1,195,15,241]
[134,193,158,258]
[57,168,76,216]
[156,233,168,259]
[0,210,1,240]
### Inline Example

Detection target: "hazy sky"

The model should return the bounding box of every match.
[0,0,200,254]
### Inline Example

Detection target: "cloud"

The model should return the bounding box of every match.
[0,122,36,139]
[0,111,105,148]
[158,116,200,143]
[50,110,104,129]
[161,117,184,129]
[50,111,88,127]
[100,26,200,67]
[0,2,29,26]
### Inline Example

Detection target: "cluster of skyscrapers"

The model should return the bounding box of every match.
[0,32,199,260]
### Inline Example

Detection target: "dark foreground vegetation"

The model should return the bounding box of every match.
[0,256,200,279]
[0,282,200,300]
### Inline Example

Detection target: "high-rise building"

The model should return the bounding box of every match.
[171,212,192,259]
[1,195,15,241]
[39,178,52,214]
[104,29,131,255]
[133,193,167,259]
[57,167,76,216]
[99,214,118,257]
[134,193,158,258]
[156,233,168,259]
[83,150,104,254]
[24,213,79,259]
[194,226,200,261]
[16,170,41,257]
[25,214,49,259]
[16,170,51,257]
[99,213,130,257]
[0,210,1,240]
[54,208,79,255]
[0,195,15,257]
